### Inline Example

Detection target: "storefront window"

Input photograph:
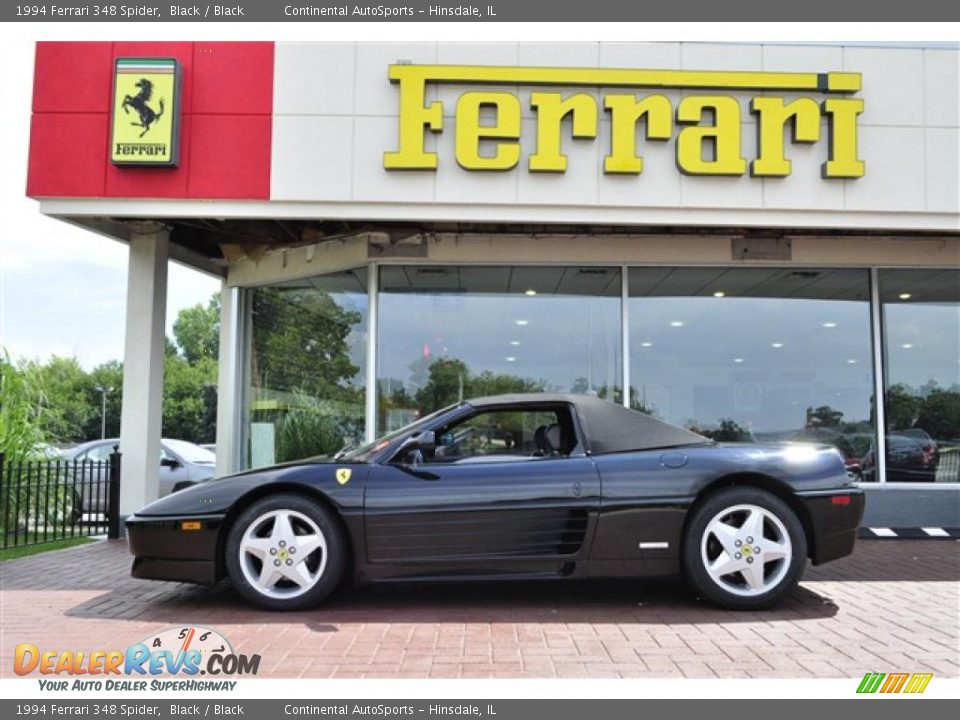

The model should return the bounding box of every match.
[880,269,960,483]
[247,270,368,468]
[628,268,875,476]
[377,266,622,433]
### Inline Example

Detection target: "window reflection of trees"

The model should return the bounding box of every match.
[250,287,366,463]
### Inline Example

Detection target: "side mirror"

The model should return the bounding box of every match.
[160,457,181,469]
[396,430,436,458]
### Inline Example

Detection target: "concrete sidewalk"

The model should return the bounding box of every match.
[1,539,957,679]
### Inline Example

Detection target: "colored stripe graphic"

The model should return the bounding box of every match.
[117,58,176,73]
[856,672,932,694]
[880,673,909,693]
[857,672,885,693]
[903,674,933,693]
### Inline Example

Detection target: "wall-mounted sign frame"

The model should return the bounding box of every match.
[110,57,181,167]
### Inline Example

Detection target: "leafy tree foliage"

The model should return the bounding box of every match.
[251,287,362,405]
[0,352,48,463]
[173,295,220,364]
[409,358,546,415]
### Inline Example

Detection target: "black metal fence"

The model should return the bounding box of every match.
[0,450,121,549]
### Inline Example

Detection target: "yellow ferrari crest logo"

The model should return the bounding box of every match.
[110,58,181,166]
[336,468,352,485]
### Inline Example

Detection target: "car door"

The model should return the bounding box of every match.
[363,404,601,571]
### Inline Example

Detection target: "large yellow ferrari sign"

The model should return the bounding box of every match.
[110,58,180,166]
[384,65,865,179]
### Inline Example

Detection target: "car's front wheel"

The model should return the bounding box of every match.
[225,494,346,610]
[682,487,806,610]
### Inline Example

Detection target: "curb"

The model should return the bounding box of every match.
[858,527,960,539]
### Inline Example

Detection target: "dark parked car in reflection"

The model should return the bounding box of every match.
[862,431,939,482]
[63,438,216,512]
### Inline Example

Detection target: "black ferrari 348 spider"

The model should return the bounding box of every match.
[126,394,864,611]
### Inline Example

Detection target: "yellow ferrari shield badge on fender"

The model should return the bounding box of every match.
[336,468,352,485]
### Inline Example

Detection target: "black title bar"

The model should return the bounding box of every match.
[4,0,960,22]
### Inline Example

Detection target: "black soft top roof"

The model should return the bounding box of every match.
[467,393,709,454]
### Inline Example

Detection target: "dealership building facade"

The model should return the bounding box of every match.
[27,41,959,527]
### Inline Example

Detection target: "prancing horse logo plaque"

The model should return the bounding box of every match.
[110,58,181,167]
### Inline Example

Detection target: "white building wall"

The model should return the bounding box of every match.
[270,42,959,228]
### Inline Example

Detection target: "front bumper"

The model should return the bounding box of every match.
[797,488,866,565]
[125,513,225,585]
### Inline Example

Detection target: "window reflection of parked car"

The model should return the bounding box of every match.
[63,438,217,512]
[861,432,939,482]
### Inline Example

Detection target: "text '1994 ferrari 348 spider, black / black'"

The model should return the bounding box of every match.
[126,394,864,611]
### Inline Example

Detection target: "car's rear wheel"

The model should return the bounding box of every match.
[682,487,806,610]
[225,494,346,611]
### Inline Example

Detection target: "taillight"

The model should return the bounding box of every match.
[831,495,851,506]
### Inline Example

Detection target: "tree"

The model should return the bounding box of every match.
[698,418,750,442]
[916,388,960,441]
[163,355,218,443]
[251,287,362,404]
[173,294,220,364]
[83,360,124,440]
[412,358,546,415]
[32,356,94,443]
[886,383,922,430]
[0,351,48,464]
[807,405,844,429]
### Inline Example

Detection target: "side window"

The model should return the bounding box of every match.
[80,444,113,463]
[428,407,577,464]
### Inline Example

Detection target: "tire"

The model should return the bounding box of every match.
[682,487,807,610]
[225,494,347,611]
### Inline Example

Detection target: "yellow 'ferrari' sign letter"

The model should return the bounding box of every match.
[751,97,821,177]
[676,96,746,175]
[455,92,522,171]
[383,67,444,170]
[529,93,598,173]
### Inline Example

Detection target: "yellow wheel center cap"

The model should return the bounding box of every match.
[742,545,752,556]
[277,548,290,561]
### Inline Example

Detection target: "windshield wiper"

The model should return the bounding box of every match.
[333,443,358,460]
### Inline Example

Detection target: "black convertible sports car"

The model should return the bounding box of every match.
[126,394,864,611]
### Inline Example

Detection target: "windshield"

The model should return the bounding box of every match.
[337,404,460,462]
[163,439,217,464]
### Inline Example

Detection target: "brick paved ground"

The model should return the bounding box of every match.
[1,539,957,679]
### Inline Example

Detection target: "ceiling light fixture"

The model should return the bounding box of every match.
[515,319,529,326]
[733,358,745,363]
[509,340,521,346]
[822,322,838,328]
[901,343,914,349]
[640,342,653,348]
[669,321,684,327]
[524,289,537,297]
[505,357,516,362]
[713,291,725,298]
[899,293,912,300]
[771,342,784,348]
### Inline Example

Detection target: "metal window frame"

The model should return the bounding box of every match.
[869,267,888,485]
[365,262,379,443]
[236,260,958,489]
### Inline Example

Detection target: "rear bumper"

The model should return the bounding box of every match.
[797,488,866,565]
[125,513,225,585]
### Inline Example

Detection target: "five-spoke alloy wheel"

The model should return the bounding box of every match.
[226,494,346,610]
[682,487,806,610]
